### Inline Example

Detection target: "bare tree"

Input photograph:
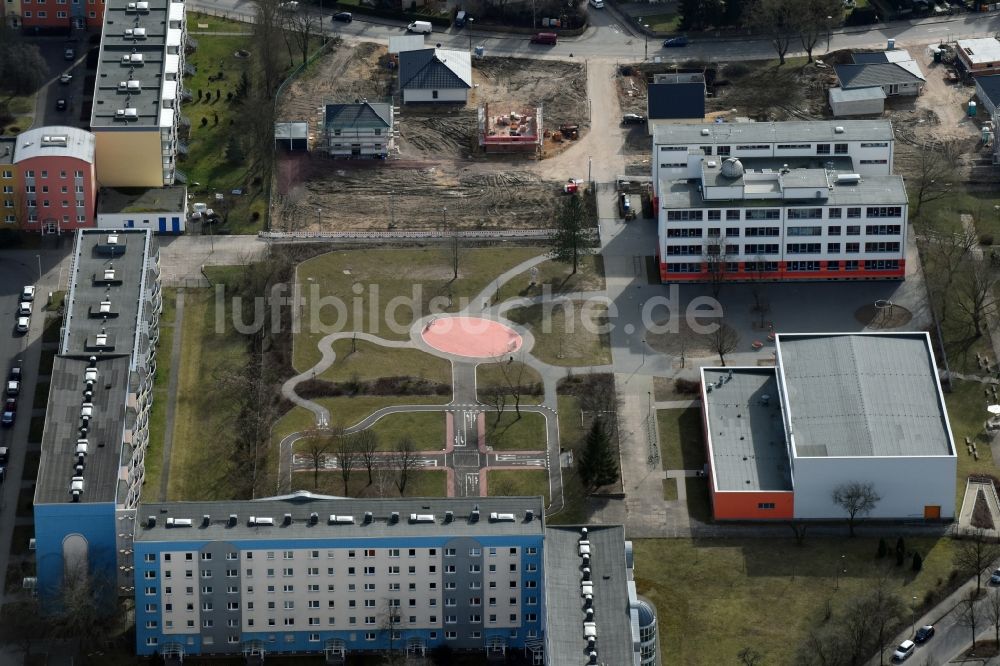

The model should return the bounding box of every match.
[703,323,740,367]
[354,429,380,486]
[958,588,982,651]
[746,0,797,65]
[955,527,1000,595]
[335,430,359,495]
[704,235,728,298]
[922,229,977,326]
[0,593,44,662]
[954,256,999,338]
[987,586,1000,647]
[371,464,396,498]
[49,565,122,652]
[911,141,960,220]
[392,436,419,495]
[482,386,508,428]
[867,575,905,666]
[300,427,338,488]
[749,254,771,328]
[792,0,842,62]
[788,521,808,546]
[284,7,323,66]
[494,352,535,418]
[378,597,404,665]
[831,481,880,537]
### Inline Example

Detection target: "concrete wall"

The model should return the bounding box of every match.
[829,94,885,117]
[791,455,956,520]
[97,211,186,233]
[94,131,163,187]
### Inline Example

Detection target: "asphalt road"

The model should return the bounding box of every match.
[186,0,1000,62]
[29,36,93,130]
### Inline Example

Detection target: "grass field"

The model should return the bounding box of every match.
[144,298,177,502]
[315,339,451,385]
[476,361,544,405]
[273,395,450,442]
[166,289,247,500]
[293,247,549,369]
[635,536,956,665]
[297,469,448,497]
[510,255,605,298]
[945,378,997,511]
[548,394,587,525]
[914,188,1000,236]
[484,411,547,451]
[368,411,446,451]
[1,94,34,136]
[487,470,549,504]
[658,407,707,471]
[636,10,681,34]
[505,301,612,367]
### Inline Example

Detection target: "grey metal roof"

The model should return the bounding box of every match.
[830,86,887,103]
[274,122,309,140]
[647,81,705,120]
[701,368,792,492]
[91,0,174,128]
[97,185,187,214]
[36,229,158,504]
[544,526,635,666]
[852,52,891,64]
[135,493,546,541]
[398,48,472,90]
[324,102,392,129]
[653,119,893,146]
[976,75,1000,108]
[776,333,955,458]
[660,170,907,209]
[835,63,924,89]
[13,126,96,164]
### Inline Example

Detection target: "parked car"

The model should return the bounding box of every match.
[332,11,352,22]
[59,73,73,84]
[64,47,76,60]
[663,36,689,47]
[56,98,67,111]
[1,399,15,427]
[892,640,915,661]
[455,10,469,26]
[6,379,19,396]
[0,447,9,465]
[278,1,298,10]
[589,0,605,7]
[16,302,31,317]
[15,316,28,334]
[914,625,935,643]
[991,568,1000,585]
[622,113,646,125]
[10,362,22,382]
[531,32,557,45]
[20,286,35,302]
[406,20,433,34]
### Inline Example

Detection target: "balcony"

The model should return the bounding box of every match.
[186,35,198,51]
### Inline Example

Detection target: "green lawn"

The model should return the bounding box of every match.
[945,378,997,511]
[510,255,605,298]
[635,536,956,665]
[658,407,707,471]
[296,469,448,498]
[505,301,612,367]
[188,10,253,31]
[166,289,248,500]
[1,94,34,135]
[476,361,544,405]
[913,188,1000,236]
[144,313,176,501]
[368,411,446,451]
[182,29,283,234]
[636,11,680,34]
[315,339,451,385]
[487,470,549,504]
[484,411,547,451]
[663,478,678,500]
[273,395,451,441]
[547,394,587,524]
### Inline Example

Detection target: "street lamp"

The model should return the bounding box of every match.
[641,21,650,61]
[641,338,646,365]
[468,17,475,53]
[911,596,918,636]
[826,15,833,52]
[35,254,41,283]
[835,554,846,590]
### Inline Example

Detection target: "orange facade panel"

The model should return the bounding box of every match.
[710,489,794,521]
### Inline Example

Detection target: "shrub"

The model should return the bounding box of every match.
[971,488,995,529]
[675,377,701,394]
[845,7,878,26]
[251,211,261,222]
[722,62,751,80]
[980,233,994,246]
[912,552,923,573]
[876,537,887,559]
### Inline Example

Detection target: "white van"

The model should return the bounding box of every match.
[589,0,604,7]
[407,20,433,34]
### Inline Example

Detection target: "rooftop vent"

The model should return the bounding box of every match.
[80,403,94,420]
[834,126,845,133]
[118,80,142,92]
[85,369,98,384]
[166,517,192,527]
[147,515,156,528]
[444,510,453,523]
[581,581,593,597]
[700,128,710,136]
[835,173,862,185]
[389,511,399,524]
[202,515,210,527]
[103,269,117,281]
[490,512,516,523]
[76,440,89,456]
[228,514,237,527]
[364,511,373,524]
[249,516,273,527]
[410,513,435,524]
[470,507,480,523]
[124,27,147,39]
[115,108,140,121]
[121,53,144,65]
[525,509,534,522]
[579,541,591,557]
[41,135,69,147]
[329,515,354,525]
[126,1,150,11]
[580,527,588,539]
[283,513,292,526]
[583,622,597,639]
[309,512,318,525]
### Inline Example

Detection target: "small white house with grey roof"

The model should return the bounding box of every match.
[398,48,472,104]
[324,101,394,158]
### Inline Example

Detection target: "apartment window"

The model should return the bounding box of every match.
[665,245,702,256]
[202,619,214,628]
[283,551,294,560]
[348,550,356,559]
[758,502,776,509]
[469,564,481,574]
[786,243,821,254]
[846,208,862,219]
[284,618,294,626]
[527,596,538,605]
[865,242,900,253]
[735,144,769,151]
[666,210,704,222]
[866,208,902,219]
[74,170,83,178]
[144,586,156,595]
[365,616,376,625]
[868,260,900,271]
[146,638,158,647]
[201,585,212,594]
[816,144,830,155]
[284,601,295,610]
[725,227,740,237]
[745,209,780,220]
[827,243,841,253]
[787,209,822,221]
[389,549,400,557]
[227,602,239,611]
[446,565,456,574]
[834,143,848,155]
[0,171,10,178]
[144,571,156,579]
[309,633,320,642]
[283,585,294,593]
[745,227,779,237]
[510,614,518,622]
[201,570,212,579]
[846,242,860,253]
[866,224,901,235]
[445,548,456,557]
[700,145,713,155]
[717,145,731,156]
[25,171,34,178]
[40,171,47,178]
[365,599,376,608]
[201,552,212,561]
[25,185,35,193]
[509,564,518,572]
[707,209,721,221]
[408,549,416,557]
[828,260,841,270]
[364,583,376,591]
[861,142,888,148]
[787,261,821,271]
[202,602,213,611]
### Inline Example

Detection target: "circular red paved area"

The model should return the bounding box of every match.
[421,317,523,358]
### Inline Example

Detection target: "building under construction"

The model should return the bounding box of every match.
[478,103,543,154]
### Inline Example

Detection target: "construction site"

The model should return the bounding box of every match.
[272,41,588,232]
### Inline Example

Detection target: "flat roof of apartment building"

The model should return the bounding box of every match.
[544,525,635,666]
[776,333,955,459]
[135,494,547,541]
[97,185,187,214]
[91,0,176,128]
[12,126,96,164]
[36,229,157,504]
[653,119,893,145]
[701,368,792,492]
